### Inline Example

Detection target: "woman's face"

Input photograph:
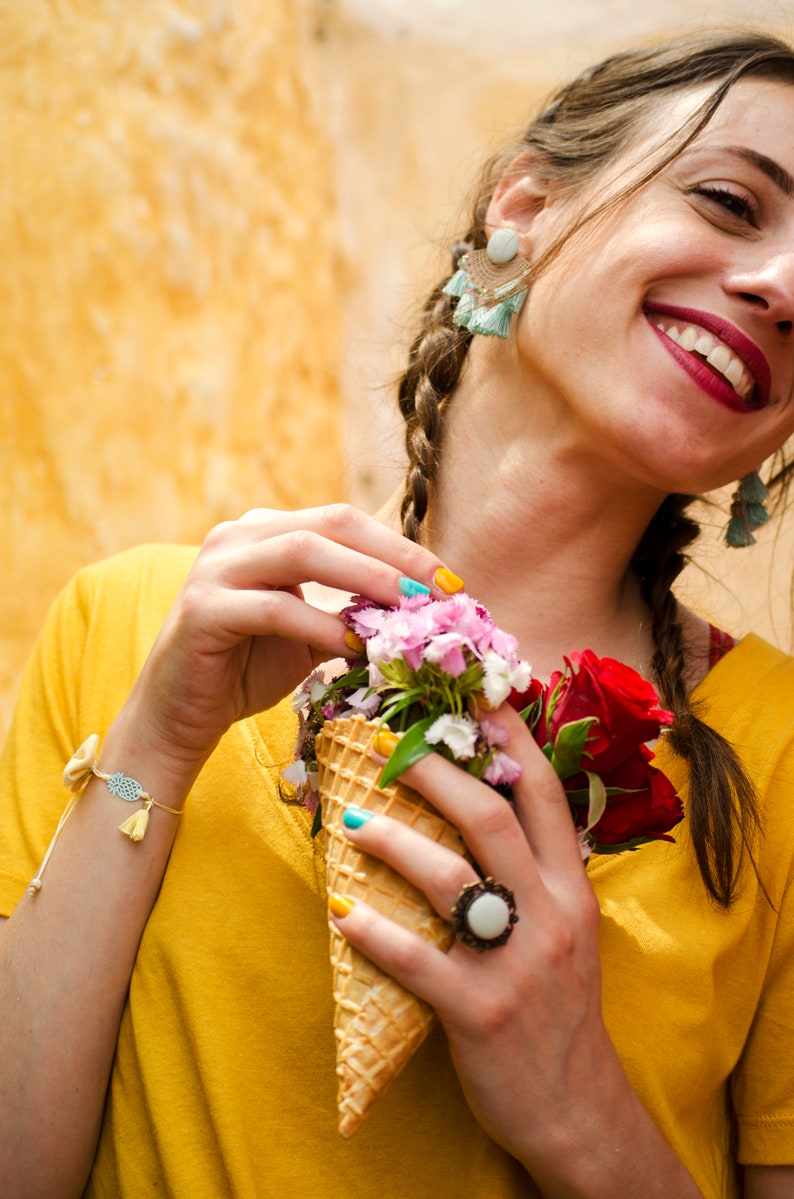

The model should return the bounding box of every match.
[514,77,794,496]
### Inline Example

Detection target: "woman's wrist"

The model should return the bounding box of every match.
[103,690,216,803]
[513,1041,701,1199]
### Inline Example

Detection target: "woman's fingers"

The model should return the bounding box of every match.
[483,703,590,878]
[222,504,462,599]
[328,893,463,1014]
[376,726,584,894]
[205,531,442,611]
[388,753,540,893]
[337,807,479,923]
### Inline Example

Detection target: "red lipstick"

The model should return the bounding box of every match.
[644,302,771,412]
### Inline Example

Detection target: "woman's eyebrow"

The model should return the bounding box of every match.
[719,145,794,196]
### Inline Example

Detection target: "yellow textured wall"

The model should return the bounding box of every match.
[2,0,344,735]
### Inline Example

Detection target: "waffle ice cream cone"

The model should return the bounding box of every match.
[315,713,468,1137]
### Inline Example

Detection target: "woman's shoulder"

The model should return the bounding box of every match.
[63,543,198,625]
[695,631,794,772]
[75,542,199,593]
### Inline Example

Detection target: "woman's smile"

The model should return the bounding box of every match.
[643,301,770,411]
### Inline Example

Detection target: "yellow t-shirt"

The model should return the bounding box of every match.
[1,545,794,1198]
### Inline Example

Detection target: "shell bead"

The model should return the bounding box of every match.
[486,228,519,265]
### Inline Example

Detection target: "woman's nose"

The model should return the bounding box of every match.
[727,246,794,336]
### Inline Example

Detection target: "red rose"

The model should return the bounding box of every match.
[548,650,673,773]
[566,744,683,847]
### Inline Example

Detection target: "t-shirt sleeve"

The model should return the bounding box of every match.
[732,877,794,1160]
[732,717,794,1164]
[0,567,93,914]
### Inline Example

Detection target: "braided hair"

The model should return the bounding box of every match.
[396,30,794,906]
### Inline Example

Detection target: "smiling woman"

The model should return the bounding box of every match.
[2,28,794,1199]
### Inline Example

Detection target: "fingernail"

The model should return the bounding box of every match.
[434,566,464,594]
[343,805,374,830]
[329,892,356,918]
[371,728,400,758]
[399,576,430,598]
[344,629,366,655]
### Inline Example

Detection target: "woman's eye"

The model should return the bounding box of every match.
[690,185,758,226]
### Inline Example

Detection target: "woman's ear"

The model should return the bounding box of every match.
[485,151,560,252]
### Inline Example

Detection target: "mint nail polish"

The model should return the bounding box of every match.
[399,576,430,598]
[343,806,374,830]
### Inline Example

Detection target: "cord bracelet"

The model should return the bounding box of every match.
[27,734,184,896]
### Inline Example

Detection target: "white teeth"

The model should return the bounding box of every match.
[724,358,744,389]
[706,344,732,374]
[649,314,755,402]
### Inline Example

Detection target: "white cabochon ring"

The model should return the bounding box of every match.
[450,877,519,951]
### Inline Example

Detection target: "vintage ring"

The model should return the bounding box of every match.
[450,877,518,951]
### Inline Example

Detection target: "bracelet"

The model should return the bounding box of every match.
[27,735,184,896]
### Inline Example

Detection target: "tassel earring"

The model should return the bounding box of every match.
[725,471,771,547]
[443,228,531,340]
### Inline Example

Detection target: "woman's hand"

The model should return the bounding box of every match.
[330,702,702,1197]
[124,504,459,780]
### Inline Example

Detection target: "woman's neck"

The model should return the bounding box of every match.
[381,348,675,681]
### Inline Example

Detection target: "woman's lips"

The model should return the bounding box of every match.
[643,302,771,412]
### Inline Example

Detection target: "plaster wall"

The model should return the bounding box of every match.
[2,0,344,735]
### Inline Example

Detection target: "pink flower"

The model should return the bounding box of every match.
[480,719,509,747]
[484,751,522,786]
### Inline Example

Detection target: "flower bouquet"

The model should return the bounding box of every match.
[285,592,681,1136]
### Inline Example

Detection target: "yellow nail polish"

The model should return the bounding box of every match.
[329,892,356,918]
[434,566,464,595]
[371,728,400,758]
[344,629,365,655]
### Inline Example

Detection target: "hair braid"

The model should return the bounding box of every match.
[632,497,761,906]
[398,242,476,544]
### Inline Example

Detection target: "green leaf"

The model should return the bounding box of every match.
[378,718,435,788]
[377,689,427,726]
[544,673,566,724]
[326,666,369,695]
[310,802,323,838]
[519,693,544,734]
[589,838,649,854]
[584,770,607,831]
[549,717,597,779]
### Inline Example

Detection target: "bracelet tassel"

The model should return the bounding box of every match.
[118,800,153,842]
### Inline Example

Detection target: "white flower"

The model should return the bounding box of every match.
[292,667,335,712]
[343,687,381,718]
[481,651,532,708]
[425,713,479,760]
[282,759,309,787]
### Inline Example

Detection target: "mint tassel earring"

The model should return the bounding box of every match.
[725,471,771,547]
[442,228,531,340]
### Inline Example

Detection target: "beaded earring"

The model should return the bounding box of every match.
[725,471,771,547]
[443,228,531,339]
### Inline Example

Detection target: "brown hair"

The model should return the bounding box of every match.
[397,30,794,906]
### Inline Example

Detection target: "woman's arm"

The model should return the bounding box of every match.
[744,1167,794,1198]
[332,701,704,1198]
[0,505,457,1199]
